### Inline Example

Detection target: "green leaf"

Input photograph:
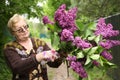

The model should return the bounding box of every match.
[86,46,98,55]
[94,35,102,44]
[76,20,85,31]
[88,74,92,80]
[50,32,54,44]
[77,51,84,58]
[89,46,98,55]
[54,23,62,32]
[87,22,97,30]
[106,62,117,68]
[106,62,115,66]
[85,56,91,65]
[47,24,55,31]
[102,60,117,68]
[50,32,60,50]
[83,47,91,53]
[84,29,93,38]
[88,35,96,40]
[74,30,81,36]
[97,46,104,53]
[90,54,100,60]
[99,57,104,66]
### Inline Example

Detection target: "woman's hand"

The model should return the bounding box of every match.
[36,50,59,62]
[43,50,59,61]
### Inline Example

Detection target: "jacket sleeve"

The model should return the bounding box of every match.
[3,48,38,74]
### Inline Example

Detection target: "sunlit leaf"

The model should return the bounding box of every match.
[87,22,97,30]
[88,35,96,40]
[90,54,100,60]
[87,46,98,55]
[77,51,84,58]
[94,35,102,44]
[85,56,91,65]
[106,62,115,66]
[99,57,104,66]
[47,24,55,31]
[83,47,91,53]
[105,62,117,68]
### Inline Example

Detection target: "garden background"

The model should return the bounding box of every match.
[0,0,120,80]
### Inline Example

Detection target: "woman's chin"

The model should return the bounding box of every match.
[18,36,29,41]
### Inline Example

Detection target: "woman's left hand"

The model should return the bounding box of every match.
[43,50,59,62]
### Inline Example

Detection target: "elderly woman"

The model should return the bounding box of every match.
[3,14,64,80]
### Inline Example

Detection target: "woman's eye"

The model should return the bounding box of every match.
[17,28,23,32]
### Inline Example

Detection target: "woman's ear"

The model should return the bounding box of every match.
[8,28,14,35]
[11,31,16,38]
[11,31,15,36]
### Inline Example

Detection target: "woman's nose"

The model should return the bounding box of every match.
[22,28,26,32]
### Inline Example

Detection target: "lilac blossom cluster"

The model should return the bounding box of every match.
[100,50,113,61]
[99,40,120,49]
[94,18,119,38]
[54,4,78,33]
[66,55,77,61]
[60,29,74,41]
[54,4,92,49]
[73,37,92,49]
[92,60,100,67]
[42,4,92,49]
[42,16,54,25]
[67,56,87,78]
[94,18,120,61]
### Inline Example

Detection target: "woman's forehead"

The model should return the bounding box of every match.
[13,20,26,28]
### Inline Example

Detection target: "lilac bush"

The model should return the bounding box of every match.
[42,4,120,79]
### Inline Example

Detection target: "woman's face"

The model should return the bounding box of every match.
[12,19,30,41]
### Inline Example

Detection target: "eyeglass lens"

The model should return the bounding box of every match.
[13,25,29,33]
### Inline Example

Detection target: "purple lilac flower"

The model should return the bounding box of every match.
[72,37,92,49]
[54,4,66,26]
[92,60,100,66]
[100,50,113,61]
[54,4,78,33]
[65,23,78,33]
[66,55,77,61]
[60,29,74,41]
[67,7,77,21]
[99,40,120,49]
[42,16,54,24]
[94,18,119,38]
[70,61,87,78]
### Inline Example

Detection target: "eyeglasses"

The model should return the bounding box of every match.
[12,24,29,33]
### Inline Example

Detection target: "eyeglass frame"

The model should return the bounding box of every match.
[12,24,29,33]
